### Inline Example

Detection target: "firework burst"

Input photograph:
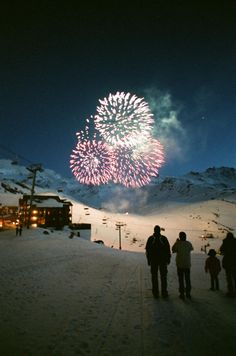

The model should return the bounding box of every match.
[70,92,165,187]
[94,92,154,146]
[70,127,116,185]
[112,137,165,188]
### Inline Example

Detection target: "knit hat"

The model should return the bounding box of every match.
[208,249,216,257]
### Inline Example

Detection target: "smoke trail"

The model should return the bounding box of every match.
[144,87,187,163]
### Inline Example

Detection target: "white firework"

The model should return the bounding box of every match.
[94,92,154,146]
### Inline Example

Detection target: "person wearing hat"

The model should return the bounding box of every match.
[205,249,221,291]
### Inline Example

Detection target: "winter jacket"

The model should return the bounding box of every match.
[145,233,171,266]
[205,256,221,276]
[172,240,193,269]
[220,236,236,270]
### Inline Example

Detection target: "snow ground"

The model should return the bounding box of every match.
[69,196,236,254]
[0,228,236,356]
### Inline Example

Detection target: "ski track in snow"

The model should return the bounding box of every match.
[0,229,236,356]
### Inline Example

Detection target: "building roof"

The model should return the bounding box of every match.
[21,195,72,208]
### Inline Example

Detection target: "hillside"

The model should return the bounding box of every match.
[1,160,236,355]
[0,159,235,253]
[1,159,236,211]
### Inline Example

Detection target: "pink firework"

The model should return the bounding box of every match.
[70,129,116,185]
[94,92,154,146]
[112,137,165,188]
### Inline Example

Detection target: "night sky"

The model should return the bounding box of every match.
[1,1,236,180]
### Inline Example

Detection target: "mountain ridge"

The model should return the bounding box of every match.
[0,159,236,213]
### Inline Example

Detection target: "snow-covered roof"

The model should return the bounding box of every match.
[33,198,64,208]
[0,193,21,206]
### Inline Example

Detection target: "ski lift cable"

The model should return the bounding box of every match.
[0,144,46,176]
[0,143,34,164]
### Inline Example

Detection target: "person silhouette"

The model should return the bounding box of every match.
[205,249,221,291]
[172,231,194,299]
[220,232,236,297]
[145,225,171,298]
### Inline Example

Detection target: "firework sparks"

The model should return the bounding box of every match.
[94,92,154,146]
[112,137,165,188]
[70,128,116,185]
[70,92,165,187]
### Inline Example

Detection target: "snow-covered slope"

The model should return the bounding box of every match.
[0,160,236,251]
[1,159,236,253]
[1,159,236,355]
[1,159,236,210]
[1,228,236,356]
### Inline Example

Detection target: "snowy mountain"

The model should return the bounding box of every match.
[1,158,236,253]
[1,159,236,214]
